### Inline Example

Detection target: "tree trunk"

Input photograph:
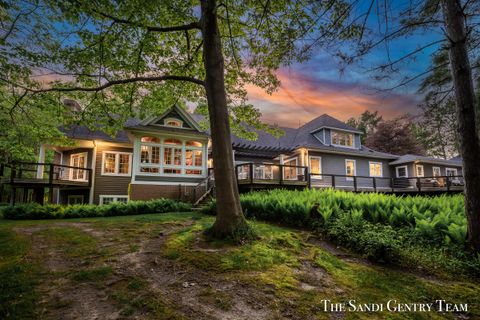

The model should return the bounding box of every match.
[200,0,248,238]
[442,0,480,251]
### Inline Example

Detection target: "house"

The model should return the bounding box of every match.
[0,105,464,205]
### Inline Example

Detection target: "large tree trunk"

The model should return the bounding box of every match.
[442,0,480,251]
[200,0,248,238]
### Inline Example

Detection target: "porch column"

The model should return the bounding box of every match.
[279,154,285,165]
[36,144,45,179]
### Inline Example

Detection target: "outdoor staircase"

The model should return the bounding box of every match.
[192,172,215,209]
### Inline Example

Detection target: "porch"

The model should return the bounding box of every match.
[0,162,92,205]
[235,162,464,194]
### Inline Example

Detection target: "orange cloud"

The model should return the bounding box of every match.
[246,69,419,128]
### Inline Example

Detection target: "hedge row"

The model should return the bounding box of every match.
[1,198,191,220]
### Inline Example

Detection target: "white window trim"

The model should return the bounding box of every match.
[331,130,355,149]
[283,157,299,180]
[67,195,84,205]
[345,159,356,181]
[99,195,129,205]
[432,166,441,177]
[101,151,133,176]
[136,135,207,178]
[309,156,322,177]
[368,161,383,177]
[69,152,88,181]
[163,117,183,127]
[415,164,424,177]
[446,168,458,177]
[396,165,408,178]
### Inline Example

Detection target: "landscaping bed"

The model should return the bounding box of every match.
[203,189,480,277]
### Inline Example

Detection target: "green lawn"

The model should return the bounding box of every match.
[0,212,478,319]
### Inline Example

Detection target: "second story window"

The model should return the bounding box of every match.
[164,118,183,127]
[331,130,354,147]
[102,152,132,176]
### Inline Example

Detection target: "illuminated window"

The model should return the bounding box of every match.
[369,162,383,177]
[331,130,354,147]
[102,152,131,176]
[141,136,160,143]
[186,141,202,147]
[345,159,356,181]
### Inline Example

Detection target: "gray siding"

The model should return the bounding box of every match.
[390,162,463,178]
[324,129,331,146]
[309,152,391,188]
[313,130,325,144]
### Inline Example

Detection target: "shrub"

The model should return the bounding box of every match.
[1,198,191,220]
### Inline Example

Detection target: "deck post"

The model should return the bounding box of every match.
[447,176,451,192]
[234,165,238,182]
[373,177,377,192]
[353,176,357,192]
[390,178,394,193]
[249,163,253,185]
[36,145,46,179]
[332,175,335,189]
[10,187,16,205]
[416,177,421,192]
[49,164,54,185]
[279,164,283,185]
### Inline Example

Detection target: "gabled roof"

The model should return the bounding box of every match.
[389,154,463,166]
[303,114,362,134]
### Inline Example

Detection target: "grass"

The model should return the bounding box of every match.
[0,211,478,319]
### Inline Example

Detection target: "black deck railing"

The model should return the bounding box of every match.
[235,162,309,185]
[233,162,464,193]
[1,162,92,187]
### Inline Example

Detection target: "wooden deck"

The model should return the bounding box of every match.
[235,163,464,194]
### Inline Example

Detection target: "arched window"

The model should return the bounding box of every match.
[164,118,183,127]
[141,136,160,143]
[164,139,182,145]
[186,141,203,147]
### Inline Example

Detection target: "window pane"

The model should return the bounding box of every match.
[369,163,382,177]
[174,148,182,165]
[186,169,202,175]
[116,197,128,203]
[151,147,160,164]
[104,153,116,173]
[164,148,172,165]
[346,161,355,176]
[164,139,181,145]
[141,146,150,163]
[185,150,193,166]
[397,167,406,177]
[164,168,181,174]
[310,158,320,174]
[194,150,203,166]
[186,141,202,147]
[140,167,159,173]
[119,154,130,174]
[141,136,159,143]
[102,197,114,205]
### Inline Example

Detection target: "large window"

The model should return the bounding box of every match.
[345,159,356,181]
[138,136,205,176]
[432,167,441,177]
[331,130,354,147]
[102,152,132,176]
[309,156,322,175]
[369,162,383,177]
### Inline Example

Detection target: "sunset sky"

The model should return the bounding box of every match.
[246,3,444,129]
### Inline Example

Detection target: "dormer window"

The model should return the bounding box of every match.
[331,130,354,148]
[164,118,183,127]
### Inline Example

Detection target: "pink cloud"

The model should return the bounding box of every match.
[246,69,420,128]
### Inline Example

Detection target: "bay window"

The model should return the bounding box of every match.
[138,136,205,176]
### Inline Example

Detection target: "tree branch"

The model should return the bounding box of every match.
[94,10,201,32]
[0,75,205,94]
